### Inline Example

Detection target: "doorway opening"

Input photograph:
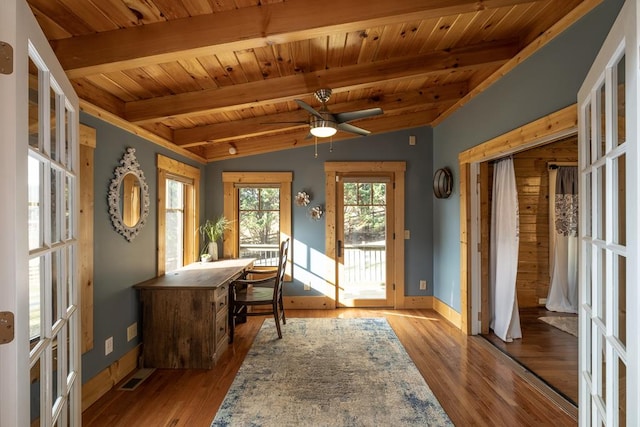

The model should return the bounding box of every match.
[482,136,578,405]
[459,106,580,411]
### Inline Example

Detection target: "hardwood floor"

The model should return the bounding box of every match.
[83,309,577,426]
[483,307,578,405]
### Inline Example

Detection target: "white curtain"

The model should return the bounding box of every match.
[490,158,522,342]
[546,166,579,313]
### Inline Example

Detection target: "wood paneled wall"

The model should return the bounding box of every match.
[512,136,577,307]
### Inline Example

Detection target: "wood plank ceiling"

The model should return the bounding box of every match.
[27,0,599,162]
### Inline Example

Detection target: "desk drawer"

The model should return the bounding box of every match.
[214,283,228,313]
[215,310,228,345]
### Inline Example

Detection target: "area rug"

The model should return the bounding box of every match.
[539,316,578,337]
[211,318,452,426]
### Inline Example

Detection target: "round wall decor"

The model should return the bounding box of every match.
[433,167,453,199]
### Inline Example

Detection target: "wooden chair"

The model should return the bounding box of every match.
[229,239,289,343]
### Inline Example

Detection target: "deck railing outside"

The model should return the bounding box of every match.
[342,243,386,284]
[239,242,386,284]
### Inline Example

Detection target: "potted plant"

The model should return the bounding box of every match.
[199,216,231,261]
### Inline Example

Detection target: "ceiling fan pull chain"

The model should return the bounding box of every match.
[314,136,318,158]
[329,136,333,153]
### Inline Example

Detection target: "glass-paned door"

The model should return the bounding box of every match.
[577,1,638,425]
[0,0,81,425]
[337,176,394,307]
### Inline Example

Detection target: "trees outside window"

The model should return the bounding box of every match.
[238,186,280,265]
[223,172,291,278]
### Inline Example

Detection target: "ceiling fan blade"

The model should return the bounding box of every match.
[295,99,324,119]
[260,121,308,125]
[334,108,383,123]
[337,122,371,136]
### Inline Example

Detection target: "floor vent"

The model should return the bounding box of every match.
[117,368,155,391]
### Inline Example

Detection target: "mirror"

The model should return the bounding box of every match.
[108,148,149,241]
[121,173,141,227]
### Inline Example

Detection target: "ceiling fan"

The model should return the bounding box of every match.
[268,88,383,138]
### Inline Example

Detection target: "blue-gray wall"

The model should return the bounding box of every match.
[80,0,623,385]
[80,113,206,382]
[206,128,434,296]
[431,0,624,312]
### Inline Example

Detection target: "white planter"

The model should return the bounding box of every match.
[208,241,219,260]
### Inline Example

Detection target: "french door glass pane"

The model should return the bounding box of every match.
[598,248,607,325]
[586,314,592,377]
[585,242,592,306]
[29,256,42,340]
[586,102,592,165]
[616,254,626,347]
[616,55,625,147]
[585,172,592,236]
[599,332,607,405]
[51,249,59,327]
[619,357,627,426]
[597,165,606,240]
[64,106,72,168]
[51,168,60,244]
[30,362,41,424]
[28,156,43,250]
[64,174,72,241]
[599,83,606,158]
[29,59,39,150]
[49,87,57,160]
[614,154,626,245]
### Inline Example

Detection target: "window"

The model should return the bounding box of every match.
[165,178,185,272]
[223,172,292,276]
[157,155,200,275]
[239,186,280,266]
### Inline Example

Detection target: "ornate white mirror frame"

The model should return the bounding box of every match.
[108,148,150,241]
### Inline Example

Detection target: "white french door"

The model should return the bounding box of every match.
[577,0,639,425]
[0,0,81,426]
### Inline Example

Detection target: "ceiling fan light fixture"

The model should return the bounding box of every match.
[309,119,337,138]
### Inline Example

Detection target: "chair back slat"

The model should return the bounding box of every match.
[273,239,289,303]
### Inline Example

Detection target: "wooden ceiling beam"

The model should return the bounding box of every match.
[52,0,535,78]
[203,109,442,161]
[173,83,466,146]
[125,40,516,123]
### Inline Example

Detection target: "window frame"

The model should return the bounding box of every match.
[222,172,292,280]
[157,155,200,275]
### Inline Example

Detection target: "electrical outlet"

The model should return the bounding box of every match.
[419,280,427,290]
[304,282,311,291]
[404,230,410,239]
[127,322,138,342]
[539,298,547,305]
[409,135,416,145]
[105,337,113,356]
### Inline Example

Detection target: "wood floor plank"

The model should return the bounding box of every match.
[483,307,578,405]
[82,309,576,426]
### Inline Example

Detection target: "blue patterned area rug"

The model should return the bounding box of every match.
[212,318,452,426]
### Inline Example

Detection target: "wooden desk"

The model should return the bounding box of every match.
[134,258,254,369]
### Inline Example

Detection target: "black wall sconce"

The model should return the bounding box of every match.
[433,167,453,199]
